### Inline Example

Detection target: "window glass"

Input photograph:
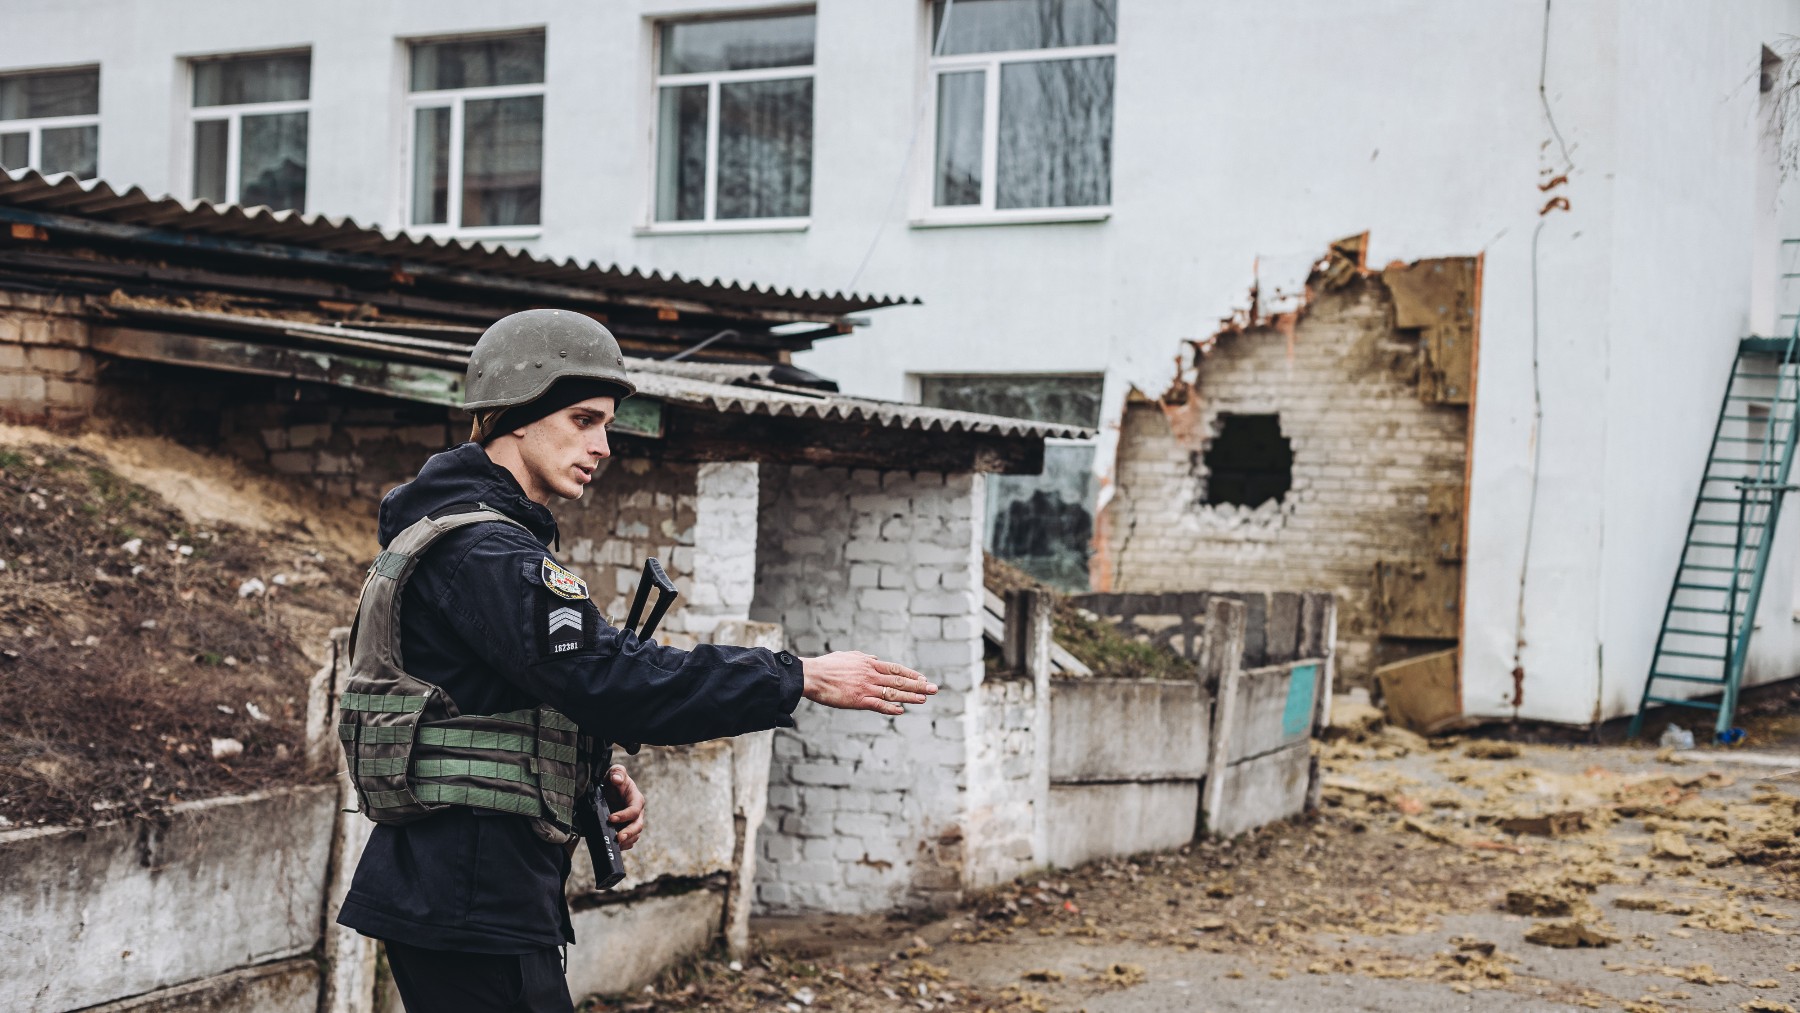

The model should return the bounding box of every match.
[918,374,1103,428]
[934,71,984,206]
[192,118,229,203]
[660,13,815,74]
[410,106,451,225]
[931,0,1116,55]
[461,95,542,227]
[410,34,545,91]
[192,53,309,107]
[239,111,307,210]
[988,444,1098,589]
[0,132,27,169]
[0,68,99,120]
[39,125,97,179]
[716,78,812,219]
[996,56,1112,208]
[919,374,1103,591]
[655,85,708,221]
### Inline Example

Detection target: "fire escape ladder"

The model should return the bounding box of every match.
[1631,333,1800,742]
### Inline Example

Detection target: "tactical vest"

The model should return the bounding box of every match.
[337,508,594,845]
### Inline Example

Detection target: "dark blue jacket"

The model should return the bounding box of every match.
[336,443,803,953]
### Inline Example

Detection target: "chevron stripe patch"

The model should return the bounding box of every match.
[548,607,583,635]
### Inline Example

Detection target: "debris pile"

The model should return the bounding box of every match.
[0,433,361,826]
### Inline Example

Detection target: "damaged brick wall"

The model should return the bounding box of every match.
[0,291,96,422]
[1102,271,1470,684]
[750,465,985,914]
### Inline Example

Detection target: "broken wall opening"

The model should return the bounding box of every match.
[1203,413,1293,507]
[1101,241,1478,696]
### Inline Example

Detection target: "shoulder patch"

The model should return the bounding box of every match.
[540,557,589,600]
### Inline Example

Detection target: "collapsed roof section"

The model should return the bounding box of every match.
[0,168,911,353]
[0,170,1085,474]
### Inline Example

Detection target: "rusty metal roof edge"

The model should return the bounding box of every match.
[0,168,919,315]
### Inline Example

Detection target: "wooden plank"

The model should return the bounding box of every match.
[1382,257,1477,405]
[1375,647,1462,733]
[1427,482,1464,561]
[1373,559,1462,639]
[92,325,465,406]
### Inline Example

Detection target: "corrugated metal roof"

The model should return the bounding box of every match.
[97,304,1091,441]
[627,365,1091,440]
[0,168,914,319]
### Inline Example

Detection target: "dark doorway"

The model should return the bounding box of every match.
[1204,414,1293,508]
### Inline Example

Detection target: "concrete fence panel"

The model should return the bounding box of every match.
[0,786,336,1013]
[1048,679,1210,784]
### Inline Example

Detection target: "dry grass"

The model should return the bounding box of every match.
[982,553,1192,680]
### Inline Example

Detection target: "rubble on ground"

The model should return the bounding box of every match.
[599,705,1800,1012]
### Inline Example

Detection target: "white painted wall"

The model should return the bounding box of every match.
[7,0,1800,723]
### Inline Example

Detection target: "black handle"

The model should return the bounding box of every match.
[623,557,681,641]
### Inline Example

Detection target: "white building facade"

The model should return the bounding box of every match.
[8,0,1800,726]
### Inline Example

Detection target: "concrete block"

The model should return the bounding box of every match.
[1207,742,1312,839]
[78,957,320,1013]
[1050,680,1210,783]
[1226,663,1319,763]
[1045,780,1199,869]
[858,588,909,612]
[0,787,336,1012]
[567,741,734,894]
[267,451,312,474]
[565,889,724,999]
[910,591,970,616]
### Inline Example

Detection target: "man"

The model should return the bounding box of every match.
[336,309,936,1012]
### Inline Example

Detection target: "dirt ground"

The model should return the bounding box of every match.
[0,424,365,826]
[599,716,1800,1013]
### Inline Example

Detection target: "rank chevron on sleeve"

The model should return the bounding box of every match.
[547,607,583,635]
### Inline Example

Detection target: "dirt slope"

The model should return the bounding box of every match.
[0,427,365,827]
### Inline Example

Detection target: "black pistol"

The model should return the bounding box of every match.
[578,558,680,891]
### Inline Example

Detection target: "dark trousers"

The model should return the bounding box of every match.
[385,940,574,1013]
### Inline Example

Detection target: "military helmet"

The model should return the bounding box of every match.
[463,308,635,411]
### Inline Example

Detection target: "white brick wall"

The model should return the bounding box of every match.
[750,466,986,913]
[1101,280,1469,680]
[683,462,759,640]
[963,674,1042,890]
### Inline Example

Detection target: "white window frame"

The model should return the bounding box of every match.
[403,35,546,242]
[0,66,100,180]
[186,52,310,211]
[640,9,815,235]
[913,23,1115,228]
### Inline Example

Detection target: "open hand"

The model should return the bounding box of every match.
[604,764,647,850]
[801,652,937,715]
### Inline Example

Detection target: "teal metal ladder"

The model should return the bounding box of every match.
[1631,333,1800,741]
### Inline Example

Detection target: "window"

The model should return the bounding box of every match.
[0,67,99,180]
[919,374,1103,590]
[652,11,815,227]
[925,0,1115,220]
[407,33,545,233]
[189,52,309,211]
[1204,415,1293,508]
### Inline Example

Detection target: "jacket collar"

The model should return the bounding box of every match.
[378,442,559,548]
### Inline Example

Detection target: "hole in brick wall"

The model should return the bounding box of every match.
[1203,414,1293,508]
